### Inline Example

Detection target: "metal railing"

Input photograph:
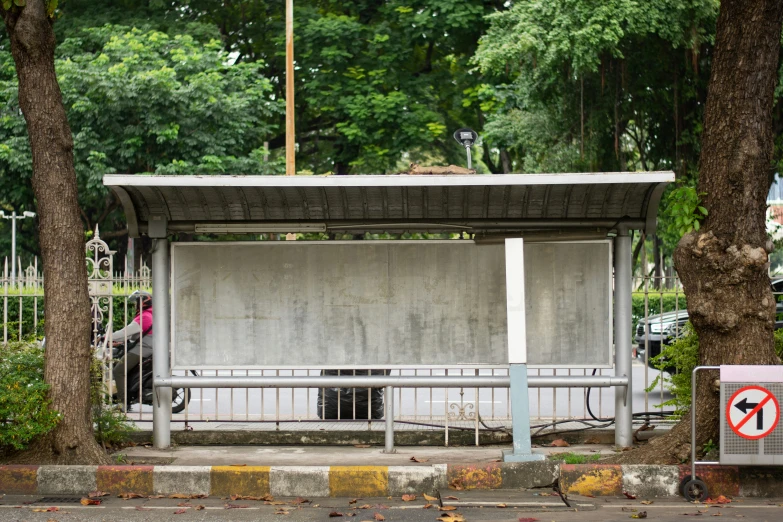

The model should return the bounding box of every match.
[1,231,686,444]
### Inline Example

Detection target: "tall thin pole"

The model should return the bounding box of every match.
[10,211,16,285]
[285,0,295,176]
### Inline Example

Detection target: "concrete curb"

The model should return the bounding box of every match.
[1,463,781,498]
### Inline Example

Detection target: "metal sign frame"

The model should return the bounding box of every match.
[169,239,613,371]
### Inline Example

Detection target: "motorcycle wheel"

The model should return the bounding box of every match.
[171,387,191,414]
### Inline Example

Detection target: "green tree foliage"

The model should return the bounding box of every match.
[178,0,505,174]
[473,0,719,175]
[0,22,282,251]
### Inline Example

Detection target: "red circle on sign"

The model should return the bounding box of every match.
[726,385,780,440]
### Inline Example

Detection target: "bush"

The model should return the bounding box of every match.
[648,324,783,416]
[0,342,59,451]
[91,357,136,448]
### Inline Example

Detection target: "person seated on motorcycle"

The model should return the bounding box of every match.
[112,290,153,411]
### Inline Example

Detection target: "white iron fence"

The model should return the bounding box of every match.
[2,231,684,441]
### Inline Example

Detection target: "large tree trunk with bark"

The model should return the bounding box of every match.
[611,0,783,465]
[2,1,108,464]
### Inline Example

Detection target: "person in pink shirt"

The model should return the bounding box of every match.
[112,291,153,411]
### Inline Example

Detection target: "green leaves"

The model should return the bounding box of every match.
[0,342,59,451]
[662,183,708,239]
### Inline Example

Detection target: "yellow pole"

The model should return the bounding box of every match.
[285,0,295,176]
[285,0,296,240]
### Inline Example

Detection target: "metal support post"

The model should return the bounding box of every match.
[384,385,395,454]
[10,211,15,284]
[614,228,633,447]
[502,238,544,462]
[151,225,171,449]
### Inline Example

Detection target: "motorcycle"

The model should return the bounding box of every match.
[106,340,195,414]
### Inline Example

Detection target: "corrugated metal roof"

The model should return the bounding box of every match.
[104,172,673,237]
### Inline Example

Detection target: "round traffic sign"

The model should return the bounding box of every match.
[726,385,780,440]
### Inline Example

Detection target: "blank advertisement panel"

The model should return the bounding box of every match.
[171,240,611,369]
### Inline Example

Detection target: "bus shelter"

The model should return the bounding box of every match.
[105,172,673,460]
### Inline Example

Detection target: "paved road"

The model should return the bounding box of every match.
[1,493,780,521]
[126,361,672,424]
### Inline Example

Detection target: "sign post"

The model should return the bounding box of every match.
[502,238,545,462]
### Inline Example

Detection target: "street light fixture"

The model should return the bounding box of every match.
[453,128,478,170]
[0,209,36,284]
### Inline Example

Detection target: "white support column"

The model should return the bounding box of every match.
[151,223,171,449]
[614,228,633,447]
[502,238,544,462]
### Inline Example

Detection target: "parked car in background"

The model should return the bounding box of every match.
[635,278,783,370]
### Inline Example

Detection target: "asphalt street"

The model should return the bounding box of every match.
[0,493,781,522]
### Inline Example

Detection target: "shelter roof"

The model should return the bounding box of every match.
[104,172,673,237]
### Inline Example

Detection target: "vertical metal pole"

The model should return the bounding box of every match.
[285,0,295,176]
[614,228,633,447]
[502,238,544,462]
[384,385,395,453]
[466,147,472,170]
[10,211,16,284]
[152,237,171,449]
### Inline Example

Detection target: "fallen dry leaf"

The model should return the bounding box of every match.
[276,509,291,515]
[135,505,151,511]
[224,503,250,509]
[550,439,570,447]
[349,499,359,504]
[410,456,429,463]
[174,508,188,514]
[402,494,416,502]
[291,497,311,504]
[444,496,459,500]
[354,444,371,448]
[623,491,637,499]
[496,503,507,508]
[437,514,465,522]
[373,513,385,521]
[195,505,205,511]
[329,512,344,517]
[32,507,59,512]
[79,498,101,506]
[630,512,648,519]
[265,501,287,506]
[706,496,732,505]
[423,503,434,509]
[148,495,166,499]
[170,493,207,499]
[358,504,373,510]
[87,490,109,498]
[118,492,145,500]
[441,505,457,511]
[640,500,653,505]
[584,437,601,444]
[423,494,438,502]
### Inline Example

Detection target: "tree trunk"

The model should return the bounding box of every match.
[611,0,783,465]
[2,1,108,464]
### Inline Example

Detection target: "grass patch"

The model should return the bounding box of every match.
[548,452,602,464]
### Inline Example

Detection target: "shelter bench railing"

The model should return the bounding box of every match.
[154,374,629,453]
